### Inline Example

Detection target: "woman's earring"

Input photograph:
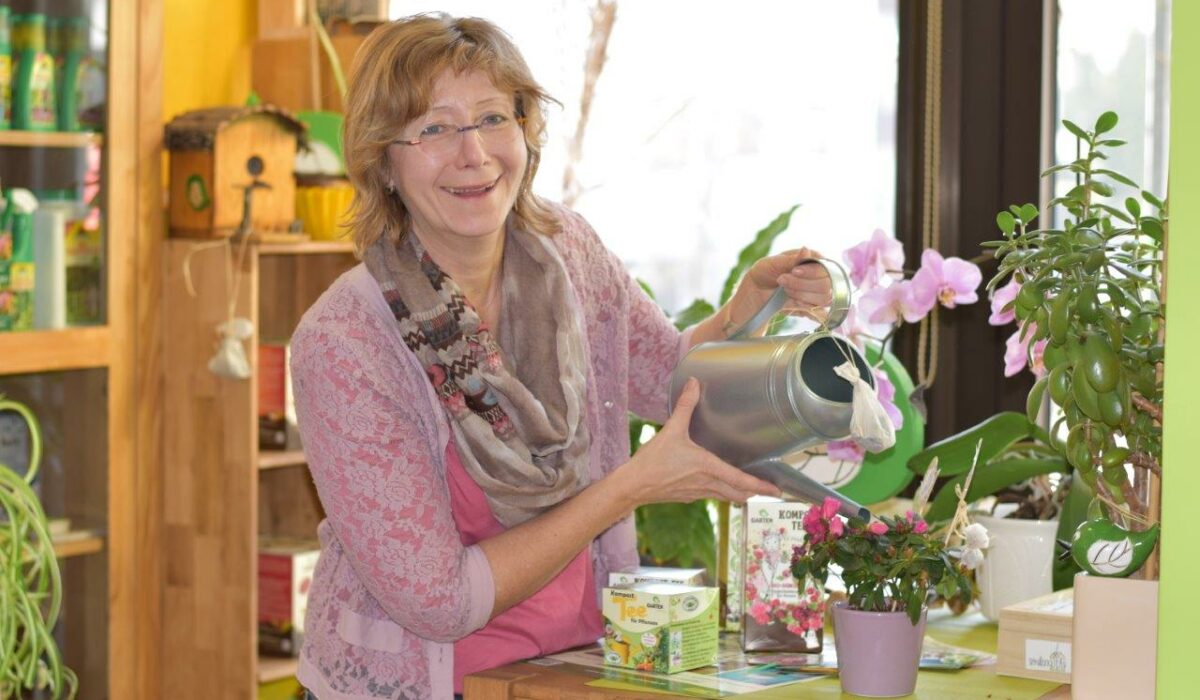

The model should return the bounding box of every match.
[386,183,396,195]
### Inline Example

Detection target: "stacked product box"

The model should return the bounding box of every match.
[602,583,719,674]
[258,538,321,656]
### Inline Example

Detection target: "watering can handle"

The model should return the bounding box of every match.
[728,258,853,340]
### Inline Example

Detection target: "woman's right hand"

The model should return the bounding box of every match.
[617,377,782,507]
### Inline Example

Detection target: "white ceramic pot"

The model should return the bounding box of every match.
[972,513,1059,620]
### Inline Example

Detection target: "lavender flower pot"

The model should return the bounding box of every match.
[832,602,926,697]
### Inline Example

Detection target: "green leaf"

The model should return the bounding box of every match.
[1041,163,1077,177]
[1088,181,1114,198]
[637,278,657,301]
[634,501,716,572]
[1093,203,1133,224]
[1094,111,1119,135]
[996,211,1016,235]
[1095,168,1138,188]
[1054,475,1093,590]
[1062,119,1090,142]
[1124,197,1142,220]
[925,457,1069,522]
[1020,203,1040,224]
[1139,217,1164,243]
[1097,139,1127,147]
[907,412,1033,476]
[672,298,717,331]
[1141,190,1166,210]
[718,204,800,305]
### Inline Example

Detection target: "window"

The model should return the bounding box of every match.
[388,2,899,313]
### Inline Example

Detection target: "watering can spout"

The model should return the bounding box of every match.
[744,457,872,521]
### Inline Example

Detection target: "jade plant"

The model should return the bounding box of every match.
[910,111,1164,578]
[0,397,77,699]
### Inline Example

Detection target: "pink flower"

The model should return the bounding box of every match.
[1004,325,1047,378]
[1029,338,1049,378]
[829,517,845,537]
[827,440,866,463]
[859,280,927,325]
[867,521,889,535]
[873,368,904,430]
[802,508,827,543]
[913,520,928,534]
[821,497,840,520]
[839,304,886,351]
[843,229,905,290]
[910,249,982,311]
[749,600,771,625]
[989,278,1020,326]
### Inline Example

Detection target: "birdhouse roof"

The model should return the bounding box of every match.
[165,104,308,151]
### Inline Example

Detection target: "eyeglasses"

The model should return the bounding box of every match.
[392,113,524,158]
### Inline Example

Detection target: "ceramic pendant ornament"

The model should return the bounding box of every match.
[1070,500,1159,577]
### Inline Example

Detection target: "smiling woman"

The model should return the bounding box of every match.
[289,12,849,699]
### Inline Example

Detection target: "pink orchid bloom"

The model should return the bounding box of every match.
[910,249,982,311]
[873,367,904,430]
[839,304,877,350]
[859,280,927,325]
[843,229,905,290]
[1004,324,1047,378]
[1029,338,1049,378]
[827,439,866,464]
[867,521,889,535]
[989,278,1021,326]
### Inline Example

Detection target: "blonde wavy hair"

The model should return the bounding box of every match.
[342,13,562,253]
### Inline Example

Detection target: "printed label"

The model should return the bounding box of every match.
[1025,639,1071,674]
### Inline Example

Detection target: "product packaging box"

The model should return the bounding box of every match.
[996,587,1073,683]
[608,566,707,587]
[721,502,744,631]
[258,343,289,450]
[602,583,719,674]
[0,208,35,331]
[741,498,824,652]
[258,538,321,656]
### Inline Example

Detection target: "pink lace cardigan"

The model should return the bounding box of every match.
[289,205,688,699]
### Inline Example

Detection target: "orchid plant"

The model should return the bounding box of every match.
[822,229,983,464]
[790,497,979,625]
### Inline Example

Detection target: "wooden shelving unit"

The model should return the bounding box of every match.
[0,327,111,375]
[163,240,356,698]
[0,129,104,148]
[53,534,106,559]
[0,4,163,699]
[258,449,307,470]
[257,656,300,684]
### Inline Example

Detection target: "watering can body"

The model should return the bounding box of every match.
[669,258,874,520]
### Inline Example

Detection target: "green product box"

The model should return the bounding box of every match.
[0,211,35,331]
[602,583,718,674]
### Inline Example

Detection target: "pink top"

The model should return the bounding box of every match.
[290,204,691,700]
[446,443,603,693]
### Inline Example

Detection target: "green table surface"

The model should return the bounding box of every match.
[587,608,1063,699]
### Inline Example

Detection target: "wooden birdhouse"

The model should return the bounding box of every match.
[165,105,307,238]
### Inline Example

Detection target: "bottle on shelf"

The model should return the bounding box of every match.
[11,13,57,132]
[0,186,38,331]
[1,6,12,129]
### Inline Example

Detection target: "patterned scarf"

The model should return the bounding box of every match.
[363,223,591,527]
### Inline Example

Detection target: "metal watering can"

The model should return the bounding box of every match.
[669,258,873,520]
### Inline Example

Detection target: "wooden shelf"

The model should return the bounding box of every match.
[0,129,103,148]
[257,656,299,684]
[258,240,355,256]
[53,533,105,559]
[259,449,307,471]
[0,327,110,376]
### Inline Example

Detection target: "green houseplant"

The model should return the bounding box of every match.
[0,396,77,699]
[909,111,1165,584]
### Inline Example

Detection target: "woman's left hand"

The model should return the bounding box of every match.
[740,248,834,321]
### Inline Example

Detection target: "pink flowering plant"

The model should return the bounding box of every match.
[790,498,975,626]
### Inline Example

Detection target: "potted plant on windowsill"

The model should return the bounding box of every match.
[791,497,981,697]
